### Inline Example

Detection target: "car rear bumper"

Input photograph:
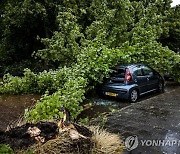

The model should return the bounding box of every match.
[101,87,129,100]
[100,83,138,100]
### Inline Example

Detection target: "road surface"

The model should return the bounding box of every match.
[103,87,180,153]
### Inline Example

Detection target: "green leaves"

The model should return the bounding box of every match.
[0,144,13,154]
[0,0,180,122]
[160,5,180,52]
[0,0,58,72]
[86,0,132,47]
[35,8,84,66]
[25,76,87,121]
[23,44,126,121]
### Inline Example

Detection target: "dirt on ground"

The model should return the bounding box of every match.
[103,87,180,153]
[0,94,40,131]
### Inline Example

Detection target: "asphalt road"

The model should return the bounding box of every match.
[103,87,180,153]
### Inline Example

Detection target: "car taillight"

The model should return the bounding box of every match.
[125,69,132,82]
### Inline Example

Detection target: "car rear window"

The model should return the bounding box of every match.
[110,68,125,83]
[111,69,125,77]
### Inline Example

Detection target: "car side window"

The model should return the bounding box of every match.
[143,67,153,76]
[134,68,143,76]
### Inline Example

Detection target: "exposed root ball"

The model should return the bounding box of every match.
[32,133,93,154]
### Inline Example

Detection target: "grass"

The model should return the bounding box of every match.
[89,126,124,154]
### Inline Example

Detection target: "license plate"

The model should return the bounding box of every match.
[105,92,117,97]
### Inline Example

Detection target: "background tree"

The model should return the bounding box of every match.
[159,5,180,52]
[0,0,59,73]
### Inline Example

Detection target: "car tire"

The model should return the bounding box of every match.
[158,81,164,93]
[129,89,138,103]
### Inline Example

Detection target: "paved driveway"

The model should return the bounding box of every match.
[104,88,180,153]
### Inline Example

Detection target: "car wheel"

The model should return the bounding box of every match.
[129,89,138,103]
[158,81,164,93]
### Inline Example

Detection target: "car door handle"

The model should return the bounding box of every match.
[134,79,137,83]
[147,77,149,81]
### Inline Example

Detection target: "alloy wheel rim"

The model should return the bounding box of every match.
[131,90,138,102]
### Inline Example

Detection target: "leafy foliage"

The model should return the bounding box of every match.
[25,44,126,121]
[119,1,179,77]
[159,5,180,52]
[0,0,58,73]
[0,144,13,154]
[35,8,84,65]
[0,67,72,94]
[0,0,179,121]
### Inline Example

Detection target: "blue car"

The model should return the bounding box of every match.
[100,64,164,102]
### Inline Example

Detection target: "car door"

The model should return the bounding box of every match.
[133,67,148,94]
[142,66,158,91]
